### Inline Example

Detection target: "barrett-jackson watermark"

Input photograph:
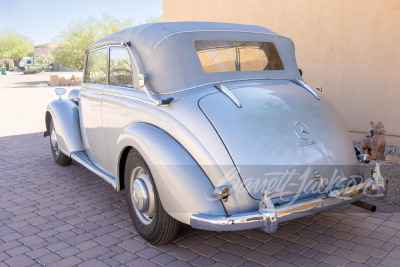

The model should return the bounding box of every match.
[204,166,378,203]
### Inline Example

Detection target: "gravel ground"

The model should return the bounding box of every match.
[353,142,400,205]
[358,161,400,205]
[0,71,82,89]
[0,72,80,137]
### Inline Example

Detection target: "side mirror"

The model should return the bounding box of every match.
[299,68,303,77]
[55,88,66,100]
[55,88,66,95]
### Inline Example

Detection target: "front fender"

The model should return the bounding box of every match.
[46,99,84,154]
[116,123,226,224]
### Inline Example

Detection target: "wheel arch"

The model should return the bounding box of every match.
[118,145,134,191]
[46,99,85,154]
[115,123,226,224]
[45,111,52,133]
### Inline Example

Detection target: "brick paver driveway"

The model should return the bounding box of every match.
[1,72,400,267]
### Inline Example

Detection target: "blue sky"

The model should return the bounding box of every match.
[1,0,163,45]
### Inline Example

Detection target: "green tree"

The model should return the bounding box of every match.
[0,32,34,60]
[35,54,54,69]
[53,14,133,70]
[146,15,163,23]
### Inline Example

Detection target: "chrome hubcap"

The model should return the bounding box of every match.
[50,129,60,156]
[130,167,155,225]
[133,178,148,212]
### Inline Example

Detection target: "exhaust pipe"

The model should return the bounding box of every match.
[355,146,371,163]
[352,201,376,212]
[357,154,371,163]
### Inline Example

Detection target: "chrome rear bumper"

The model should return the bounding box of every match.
[190,164,387,233]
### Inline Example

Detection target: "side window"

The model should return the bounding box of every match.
[109,47,133,87]
[85,48,107,84]
[26,60,32,64]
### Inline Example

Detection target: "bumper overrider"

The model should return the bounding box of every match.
[190,164,387,233]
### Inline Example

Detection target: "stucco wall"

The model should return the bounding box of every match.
[164,0,400,145]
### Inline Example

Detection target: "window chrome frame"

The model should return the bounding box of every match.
[84,46,109,85]
[85,41,166,106]
[108,44,135,89]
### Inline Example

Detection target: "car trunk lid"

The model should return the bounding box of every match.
[198,80,358,200]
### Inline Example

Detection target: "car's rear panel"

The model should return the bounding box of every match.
[199,80,358,200]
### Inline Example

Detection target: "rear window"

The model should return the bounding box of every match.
[194,40,284,73]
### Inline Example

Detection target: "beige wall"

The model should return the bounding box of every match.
[164,0,400,145]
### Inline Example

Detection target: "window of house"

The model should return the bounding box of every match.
[195,41,284,73]
[85,48,107,84]
[109,47,133,87]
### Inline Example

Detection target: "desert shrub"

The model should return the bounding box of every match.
[23,68,41,74]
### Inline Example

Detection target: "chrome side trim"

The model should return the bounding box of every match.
[214,84,242,108]
[190,165,387,232]
[80,88,103,95]
[105,84,141,92]
[103,91,157,106]
[153,30,283,49]
[290,79,320,100]
[155,78,293,96]
[82,86,169,107]
[71,151,117,189]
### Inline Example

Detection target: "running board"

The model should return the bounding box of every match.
[71,151,117,189]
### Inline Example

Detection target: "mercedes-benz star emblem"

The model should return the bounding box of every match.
[294,122,311,140]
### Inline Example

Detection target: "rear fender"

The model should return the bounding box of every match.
[46,99,84,155]
[116,123,226,224]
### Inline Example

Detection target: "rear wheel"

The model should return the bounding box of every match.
[124,149,180,245]
[49,119,72,166]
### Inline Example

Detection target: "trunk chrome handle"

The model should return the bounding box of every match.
[214,84,242,108]
[290,79,320,100]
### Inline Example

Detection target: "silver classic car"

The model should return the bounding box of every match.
[44,22,387,244]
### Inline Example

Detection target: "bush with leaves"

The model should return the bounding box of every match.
[53,14,133,70]
[34,54,54,70]
[0,32,34,61]
[23,68,41,74]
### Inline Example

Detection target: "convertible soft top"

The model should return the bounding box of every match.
[91,22,302,94]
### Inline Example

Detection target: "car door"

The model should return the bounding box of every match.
[80,47,108,168]
[101,45,139,174]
